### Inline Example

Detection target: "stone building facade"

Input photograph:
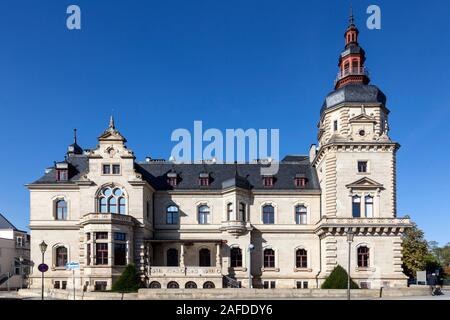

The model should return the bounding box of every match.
[27,17,411,291]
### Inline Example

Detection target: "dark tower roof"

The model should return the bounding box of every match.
[68,128,83,155]
[321,11,386,115]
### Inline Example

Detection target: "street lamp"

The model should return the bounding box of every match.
[346,230,355,301]
[247,244,255,289]
[19,256,24,288]
[39,241,48,301]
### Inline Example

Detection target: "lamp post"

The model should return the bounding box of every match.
[247,244,254,289]
[346,230,354,301]
[19,256,24,288]
[39,241,48,301]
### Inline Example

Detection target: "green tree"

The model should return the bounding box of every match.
[429,241,450,268]
[321,265,359,289]
[111,264,142,293]
[401,222,429,279]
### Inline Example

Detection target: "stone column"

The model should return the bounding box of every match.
[108,232,113,266]
[216,243,221,268]
[92,236,96,265]
[180,243,185,268]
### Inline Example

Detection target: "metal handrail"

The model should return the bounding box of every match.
[335,67,369,82]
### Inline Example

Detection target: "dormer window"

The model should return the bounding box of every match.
[55,162,69,182]
[294,175,307,188]
[167,172,178,187]
[199,173,210,186]
[262,176,274,187]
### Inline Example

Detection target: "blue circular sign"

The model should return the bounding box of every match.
[38,263,48,273]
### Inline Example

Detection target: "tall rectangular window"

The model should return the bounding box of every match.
[87,244,91,266]
[334,120,338,132]
[352,196,361,218]
[262,205,275,224]
[365,196,374,218]
[114,243,126,266]
[95,243,108,265]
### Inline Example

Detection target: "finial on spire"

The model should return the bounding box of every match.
[73,128,77,144]
[109,115,115,129]
[349,3,354,25]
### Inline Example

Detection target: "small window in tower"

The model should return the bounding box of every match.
[333,120,338,132]
[112,165,121,175]
[103,165,111,175]
[358,161,368,173]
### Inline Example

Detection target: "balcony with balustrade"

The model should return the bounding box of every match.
[335,67,370,88]
[140,239,225,289]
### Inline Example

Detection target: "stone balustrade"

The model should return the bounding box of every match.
[149,266,221,277]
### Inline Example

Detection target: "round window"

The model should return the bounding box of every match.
[359,130,366,137]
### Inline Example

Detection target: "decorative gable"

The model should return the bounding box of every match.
[346,177,384,190]
[349,113,377,124]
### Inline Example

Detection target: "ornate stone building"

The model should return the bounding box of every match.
[27,16,411,291]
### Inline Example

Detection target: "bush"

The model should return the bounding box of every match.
[321,265,359,289]
[111,264,142,293]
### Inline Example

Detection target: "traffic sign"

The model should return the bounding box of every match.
[38,263,49,273]
[65,262,80,270]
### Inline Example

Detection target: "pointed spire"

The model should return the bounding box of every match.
[109,115,115,130]
[73,128,77,144]
[349,4,354,26]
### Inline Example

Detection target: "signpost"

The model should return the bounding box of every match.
[417,271,427,285]
[66,262,80,300]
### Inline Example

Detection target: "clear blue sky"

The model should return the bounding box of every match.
[0,0,449,245]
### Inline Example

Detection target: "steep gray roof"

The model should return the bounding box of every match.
[0,213,18,231]
[32,154,89,184]
[31,155,321,191]
[136,156,320,191]
[321,84,386,115]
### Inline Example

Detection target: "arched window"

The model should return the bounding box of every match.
[239,203,246,222]
[263,249,275,268]
[55,246,68,267]
[167,248,179,267]
[199,249,211,267]
[198,205,210,224]
[227,203,234,221]
[352,196,361,218]
[167,281,179,289]
[166,205,179,225]
[357,246,370,268]
[230,248,242,268]
[296,249,308,268]
[149,281,161,289]
[56,200,68,220]
[185,281,197,289]
[98,186,126,214]
[365,196,374,218]
[295,205,307,225]
[203,281,215,289]
[262,205,275,224]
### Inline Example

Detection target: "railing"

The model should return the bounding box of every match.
[80,213,136,225]
[149,266,221,277]
[335,67,369,83]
